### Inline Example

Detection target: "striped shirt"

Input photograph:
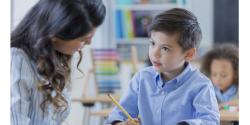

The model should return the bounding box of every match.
[11,48,71,125]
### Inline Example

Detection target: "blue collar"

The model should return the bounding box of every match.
[214,85,237,103]
[154,62,195,91]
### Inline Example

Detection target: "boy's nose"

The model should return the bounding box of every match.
[153,48,161,58]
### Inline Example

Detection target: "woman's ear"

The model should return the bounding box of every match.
[184,48,196,61]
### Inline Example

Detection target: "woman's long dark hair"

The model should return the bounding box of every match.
[11,0,105,113]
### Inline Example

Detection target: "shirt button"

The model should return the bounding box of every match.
[157,109,161,113]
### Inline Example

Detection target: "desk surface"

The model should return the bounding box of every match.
[220,110,239,121]
[90,108,239,122]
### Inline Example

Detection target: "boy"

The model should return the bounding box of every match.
[105,8,219,125]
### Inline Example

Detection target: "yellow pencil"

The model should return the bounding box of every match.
[107,94,138,124]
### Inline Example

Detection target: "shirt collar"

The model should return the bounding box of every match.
[214,85,237,102]
[154,62,194,89]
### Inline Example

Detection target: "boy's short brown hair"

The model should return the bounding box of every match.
[148,8,202,51]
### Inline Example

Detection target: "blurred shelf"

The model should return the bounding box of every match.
[112,1,188,61]
[116,3,182,11]
[116,38,150,45]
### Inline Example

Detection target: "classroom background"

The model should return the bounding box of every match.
[11,0,238,125]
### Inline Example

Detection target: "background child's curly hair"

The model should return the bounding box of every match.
[201,44,238,85]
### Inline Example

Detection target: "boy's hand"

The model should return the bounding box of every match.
[114,118,140,125]
[127,118,140,125]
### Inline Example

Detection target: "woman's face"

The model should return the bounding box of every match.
[210,59,235,92]
[52,28,96,55]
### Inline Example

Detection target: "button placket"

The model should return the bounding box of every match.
[154,93,165,125]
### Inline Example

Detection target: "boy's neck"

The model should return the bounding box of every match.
[161,63,186,81]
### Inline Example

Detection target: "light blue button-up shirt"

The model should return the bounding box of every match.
[105,63,220,125]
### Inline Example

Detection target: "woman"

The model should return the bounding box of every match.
[11,0,105,124]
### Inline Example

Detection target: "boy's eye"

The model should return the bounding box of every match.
[162,47,169,51]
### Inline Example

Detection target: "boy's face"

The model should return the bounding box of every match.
[210,59,235,92]
[149,31,195,79]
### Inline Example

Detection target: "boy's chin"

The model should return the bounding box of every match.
[153,66,163,72]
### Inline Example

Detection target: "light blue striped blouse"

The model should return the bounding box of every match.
[11,48,71,125]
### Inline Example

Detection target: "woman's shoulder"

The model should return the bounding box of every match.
[11,47,34,67]
[11,47,35,77]
[11,47,32,63]
[11,47,29,59]
[11,48,37,91]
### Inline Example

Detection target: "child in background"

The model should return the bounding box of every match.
[201,44,239,109]
[105,8,219,125]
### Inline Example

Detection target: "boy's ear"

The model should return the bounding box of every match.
[184,48,196,61]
